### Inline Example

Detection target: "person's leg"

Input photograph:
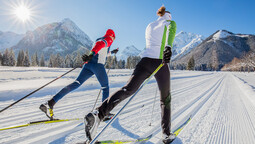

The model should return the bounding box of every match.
[154,64,171,136]
[51,65,94,105]
[97,58,151,120]
[93,64,109,102]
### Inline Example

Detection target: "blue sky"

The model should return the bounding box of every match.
[0,0,254,51]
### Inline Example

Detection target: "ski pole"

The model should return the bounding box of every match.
[91,53,117,111]
[149,87,158,126]
[89,63,165,144]
[0,64,84,113]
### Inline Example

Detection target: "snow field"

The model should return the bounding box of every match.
[0,67,255,144]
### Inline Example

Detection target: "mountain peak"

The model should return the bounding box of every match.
[176,31,188,37]
[11,19,93,59]
[61,18,75,24]
[125,45,137,50]
[177,31,185,34]
[213,30,233,40]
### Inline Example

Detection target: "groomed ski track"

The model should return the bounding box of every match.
[0,67,255,144]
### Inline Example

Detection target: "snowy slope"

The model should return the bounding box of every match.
[11,18,93,59]
[172,31,205,59]
[0,31,24,51]
[0,67,255,144]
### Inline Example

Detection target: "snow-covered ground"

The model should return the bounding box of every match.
[0,66,255,144]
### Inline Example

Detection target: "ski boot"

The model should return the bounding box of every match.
[162,133,176,144]
[103,113,115,121]
[84,110,101,141]
[39,99,55,120]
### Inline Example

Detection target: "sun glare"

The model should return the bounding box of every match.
[2,0,40,32]
[15,5,31,22]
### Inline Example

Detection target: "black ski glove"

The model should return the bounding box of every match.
[82,54,93,63]
[111,48,119,54]
[163,45,172,64]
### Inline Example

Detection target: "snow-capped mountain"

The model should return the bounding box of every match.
[0,31,24,51]
[117,45,141,61]
[172,31,205,59]
[12,18,93,59]
[115,31,204,61]
[173,30,255,70]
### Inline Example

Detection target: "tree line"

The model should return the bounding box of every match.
[170,56,225,71]
[171,54,255,72]
[2,48,254,72]
[0,48,141,69]
[221,52,255,72]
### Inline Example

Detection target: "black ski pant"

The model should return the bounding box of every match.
[98,57,171,136]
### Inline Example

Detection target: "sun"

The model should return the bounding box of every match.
[15,5,31,22]
[2,0,40,32]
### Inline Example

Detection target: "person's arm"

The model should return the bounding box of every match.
[162,21,176,64]
[82,40,106,63]
[91,36,113,55]
[167,20,177,47]
[91,40,106,55]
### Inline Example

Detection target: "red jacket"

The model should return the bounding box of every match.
[91,29,115,54]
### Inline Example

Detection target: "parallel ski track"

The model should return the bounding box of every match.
[205,74,255,144]
[137,73,226,143]
[0,72,213,127]
[3,71,253,144]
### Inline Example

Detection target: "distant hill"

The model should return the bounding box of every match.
[117,45,141,61]
[172,30,255,70]
[0,31,24,51]
[11,18,93,60]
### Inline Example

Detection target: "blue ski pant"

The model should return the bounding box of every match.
[52,62,109,103]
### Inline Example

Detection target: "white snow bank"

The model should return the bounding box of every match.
[233,74,255,104]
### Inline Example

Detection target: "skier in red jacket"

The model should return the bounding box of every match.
[39,29,118,120]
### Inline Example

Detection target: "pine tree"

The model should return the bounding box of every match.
[0,52,2,66]
[31,52,39,66]
[113,56,118,69]
[133,56,141,68]
[9,49,16,66]
[48,54,56,67]
[105,56,117,69]
[126,56,131,69]
[187,56,195,70]
[122,60,125,69]
[106,56,113,69]
[125,56,141,69]
[2,48,9,66]
[117,60,125,69]
[65,54,73,68]
[55,53,64,68]
[207,63,213,71]
[23,50,30,67]
[74,52,83,68]
[17,50,25,66]
[39,54,45,67]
